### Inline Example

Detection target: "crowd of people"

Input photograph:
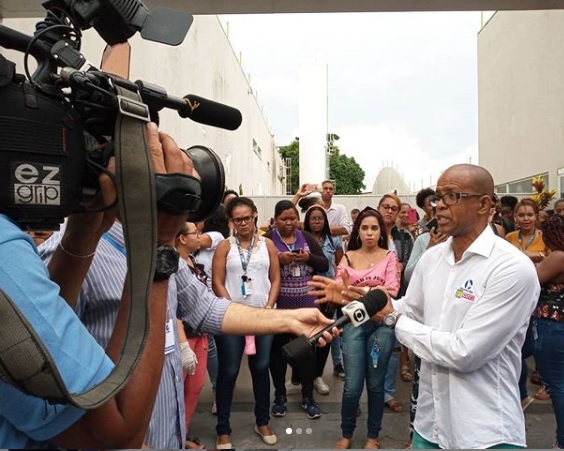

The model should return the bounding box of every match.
[2,150,564,449]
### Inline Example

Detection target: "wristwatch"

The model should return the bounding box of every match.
[154,245,180,281]
[383,311,401,329]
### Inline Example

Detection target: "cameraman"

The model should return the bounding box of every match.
[0,122,338,448]
[0,122,191,448]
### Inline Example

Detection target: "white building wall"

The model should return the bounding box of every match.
[0,15,285,196]
[478,11,564,197]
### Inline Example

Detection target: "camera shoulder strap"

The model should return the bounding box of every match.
[0,85,156,408]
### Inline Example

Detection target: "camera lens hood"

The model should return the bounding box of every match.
[183,145,225,222]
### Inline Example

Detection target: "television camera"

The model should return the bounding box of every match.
[0,0,242,230]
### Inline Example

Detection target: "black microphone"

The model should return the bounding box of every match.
[282,289,388,365]
[179,94,242,131]
[135,80,243,130]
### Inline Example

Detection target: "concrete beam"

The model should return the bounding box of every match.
[2,0,564,18]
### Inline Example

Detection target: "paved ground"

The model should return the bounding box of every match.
[189,354,556,449]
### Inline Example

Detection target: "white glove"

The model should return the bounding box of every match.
[180,341,198,375]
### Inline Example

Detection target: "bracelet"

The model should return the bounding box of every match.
[59,241,96,259]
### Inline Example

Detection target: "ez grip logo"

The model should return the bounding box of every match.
[13,163,61,206]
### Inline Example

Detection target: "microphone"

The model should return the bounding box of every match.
[282,289,388,365]
[135,80,243,130]
[179,94,243,131]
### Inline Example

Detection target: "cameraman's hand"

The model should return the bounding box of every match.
[146,123,199,246]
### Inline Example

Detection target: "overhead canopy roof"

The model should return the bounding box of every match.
[2,0,564,17]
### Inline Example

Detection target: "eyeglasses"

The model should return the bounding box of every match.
[379,203,399,213]
[430,192,485,207]
[309,217,325,223]
[232,215,254,225]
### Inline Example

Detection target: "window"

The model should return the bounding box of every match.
[499,173,549,194]
[252,139,262,160]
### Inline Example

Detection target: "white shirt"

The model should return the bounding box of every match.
[224,235,271,307]
[326,202,353,234]
[393,226,539,449]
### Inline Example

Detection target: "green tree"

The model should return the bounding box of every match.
[278,135,365,195]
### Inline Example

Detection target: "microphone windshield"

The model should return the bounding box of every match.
[181,95,242,130]
[361,289,389,316]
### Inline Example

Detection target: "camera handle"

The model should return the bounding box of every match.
[0,85,158,408]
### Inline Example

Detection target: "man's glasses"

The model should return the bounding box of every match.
[380,203,399,213]
[232,215,254,225]
[430,192,485,207]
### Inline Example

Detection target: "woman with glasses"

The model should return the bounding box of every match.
[333,207,400,449]
[303,205,344,396]
[265,200,328,420]
[194,205,230,415]
[176,222,207,449]
[211,197,281,449]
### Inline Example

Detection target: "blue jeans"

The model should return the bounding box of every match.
[207,335,218,393]
[534,319,564,448]
[341,321,395,439]
[215,333,273,435]
[519,320,534,400]
[384,343,400,403]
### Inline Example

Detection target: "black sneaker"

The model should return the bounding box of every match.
[271,395,287,417]
[301,397,321,419]
[333,363,345,380]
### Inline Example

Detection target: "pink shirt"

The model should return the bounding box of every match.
[337,251,400,298]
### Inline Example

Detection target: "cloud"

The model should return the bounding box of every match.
[219,12,484,190]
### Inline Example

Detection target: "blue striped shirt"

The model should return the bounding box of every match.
[40,222,230,448]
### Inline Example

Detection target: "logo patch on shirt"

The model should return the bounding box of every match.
[455,279,476,301]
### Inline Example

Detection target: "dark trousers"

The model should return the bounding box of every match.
[270,332,315,399]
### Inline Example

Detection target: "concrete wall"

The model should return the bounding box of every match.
[478,10,564,196]
[0,15,285,197]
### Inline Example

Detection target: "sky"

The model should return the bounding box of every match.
[219,12,492,192]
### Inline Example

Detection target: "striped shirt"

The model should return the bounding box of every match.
[40,222,230,448]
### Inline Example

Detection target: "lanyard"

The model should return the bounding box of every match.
[236,234,256,274]
[103,233,126,256]
[518,230,536,251]
[275,229,296,252]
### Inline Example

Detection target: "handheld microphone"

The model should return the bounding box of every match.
[282,289,388,365]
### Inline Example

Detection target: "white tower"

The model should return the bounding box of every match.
[298,59,328,187]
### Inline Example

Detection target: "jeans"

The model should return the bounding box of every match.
[331,335,344,367]
[215,333,273,436]
[384,345,400,403]
[341,321,395,439]
[207,335,218,393]
[519,320,534,400]
[534,319,564,448]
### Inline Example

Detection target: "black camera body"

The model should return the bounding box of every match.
[0,0,237,230]
[0,72,89,230]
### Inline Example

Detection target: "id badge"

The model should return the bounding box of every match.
[164,318,175,355]
[292,265,301,277]
[244,279,253,296]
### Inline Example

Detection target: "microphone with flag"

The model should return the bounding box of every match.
[282,289,389,365]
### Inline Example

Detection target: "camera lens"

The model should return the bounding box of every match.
[183,145,225,222]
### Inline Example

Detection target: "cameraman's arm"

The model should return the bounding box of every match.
[52,124,191,448]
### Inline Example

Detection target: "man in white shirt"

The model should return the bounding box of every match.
[377,164,539,449]
[320,180,352,236]
[312,164,540,449]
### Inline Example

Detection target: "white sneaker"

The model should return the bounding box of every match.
[314,377,330,395]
